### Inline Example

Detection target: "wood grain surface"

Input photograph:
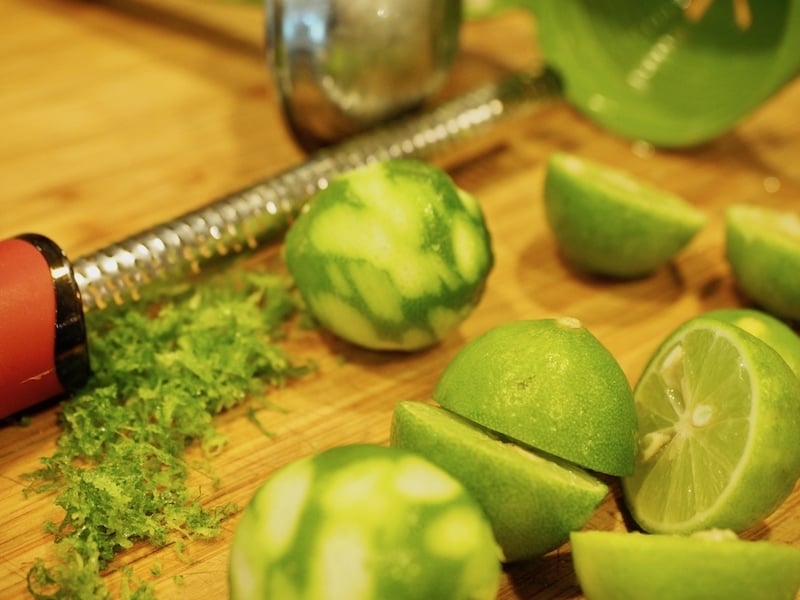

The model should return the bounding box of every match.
[1,1,799,598]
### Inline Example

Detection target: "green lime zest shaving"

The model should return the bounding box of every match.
[24,266,315,599]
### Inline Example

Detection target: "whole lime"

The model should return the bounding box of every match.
[284,159,493,351]
[725,203,800,321]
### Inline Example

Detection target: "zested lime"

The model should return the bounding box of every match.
[543,152,706,278]
[571,529,800,600]
[229,444,501,600]
[284,159,493,351]
[623,316,800,534]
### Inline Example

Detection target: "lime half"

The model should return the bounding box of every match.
[623,316,800,534]
[725,203,800,321]
[543,152,706,278]
[571,530,800,600]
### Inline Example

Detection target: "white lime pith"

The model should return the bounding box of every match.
[284,159,493,351]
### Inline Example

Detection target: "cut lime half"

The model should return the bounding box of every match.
[622,316,800,534]
[543,152,706,278]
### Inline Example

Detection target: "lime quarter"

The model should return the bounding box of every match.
[705,307,800,378]
[571,529,800,600]
[433,318,638,476]
[390,400,608,562]
[543,152,706,278]
[725,203,800,321]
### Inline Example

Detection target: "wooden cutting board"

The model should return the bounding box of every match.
[1,1,798,598]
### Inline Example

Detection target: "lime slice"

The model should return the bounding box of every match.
[705,307,800,378]
[433,317,638,476]
[543,152,706,278]
[571,530,800,600]
[725,203,800,321]
[284,159,493,351]
[390,400,608,562]
[622,316,800,534]
[229,444,501,600]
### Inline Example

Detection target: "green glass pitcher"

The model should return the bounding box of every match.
[474,0,800,147]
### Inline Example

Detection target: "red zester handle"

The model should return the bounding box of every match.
[0,235,89,420]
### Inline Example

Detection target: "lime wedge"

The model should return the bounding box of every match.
[725,203,800,321]
[571,530,800,600]
[390,400,608,562]
[543,152,706,278]
[622,316,800,534]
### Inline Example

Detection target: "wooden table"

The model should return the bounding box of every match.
[1,1,798,598]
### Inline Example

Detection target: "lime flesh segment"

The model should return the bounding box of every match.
[390,400,608,562]
[571,530,800,600]
[434,318,638,476]
[725,203,800,321]
[229,444,501,600]
[623,316,800,534]
[543,152,706,278]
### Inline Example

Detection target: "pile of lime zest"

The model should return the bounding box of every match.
[23,265,316,600]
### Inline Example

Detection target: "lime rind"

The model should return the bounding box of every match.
[623,316,800,534]
[725,204,800,321]
[570,530,800,600]
[543,152,707,278]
